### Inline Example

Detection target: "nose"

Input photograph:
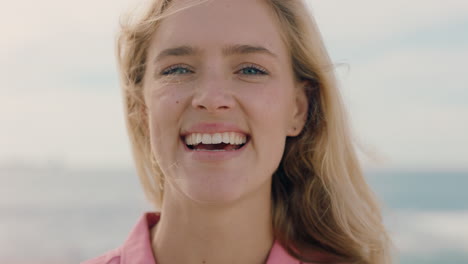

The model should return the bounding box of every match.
[191,74,235,113]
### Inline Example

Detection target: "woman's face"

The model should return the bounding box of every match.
[143,0,307,204]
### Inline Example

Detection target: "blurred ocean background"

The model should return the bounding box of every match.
[1,0,467,263]
[1,165,467,264]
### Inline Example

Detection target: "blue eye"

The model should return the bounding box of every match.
[238,65,268,76]
[161,65,193,75]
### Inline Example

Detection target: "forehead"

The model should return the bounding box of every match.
[149,0,287,58]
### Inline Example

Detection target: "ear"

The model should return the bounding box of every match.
[287,81,309,137]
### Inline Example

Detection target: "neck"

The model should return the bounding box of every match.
[151,185,274,264]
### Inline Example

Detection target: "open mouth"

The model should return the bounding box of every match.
[187,142,247,151]
[182,132,249,151]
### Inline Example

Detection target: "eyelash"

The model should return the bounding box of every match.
[161,64,194,75]
[159,64,269,76]
[237,64,269,76]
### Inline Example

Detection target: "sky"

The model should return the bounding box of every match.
[1,0,467,170]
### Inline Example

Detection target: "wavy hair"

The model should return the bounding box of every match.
[116,0,394,263]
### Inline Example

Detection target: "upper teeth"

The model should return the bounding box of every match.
[185,132,247,145]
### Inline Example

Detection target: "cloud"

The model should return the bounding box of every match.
[0,0,130,55]
[1,0,467,168]
[342,43,468,169]
[0,0,152,168]
[307,0,468,45]
[304,0,468,170]
[0,89,133,168]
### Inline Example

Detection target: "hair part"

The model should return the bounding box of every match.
[116,0,394,263]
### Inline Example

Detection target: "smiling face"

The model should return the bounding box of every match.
[143,0,308,205]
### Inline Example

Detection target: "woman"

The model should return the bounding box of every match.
[82,0,393,263]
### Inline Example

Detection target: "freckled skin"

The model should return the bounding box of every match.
[144,0,307,205]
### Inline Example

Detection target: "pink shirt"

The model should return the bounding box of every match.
[81,212,335,264]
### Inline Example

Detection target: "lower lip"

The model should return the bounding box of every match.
[182,140,249,162]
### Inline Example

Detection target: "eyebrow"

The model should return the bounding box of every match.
[153,44,277,64]
[222,44,277,58]
[154,45,198,63]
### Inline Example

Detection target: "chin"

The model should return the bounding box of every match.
[174,169,258,206]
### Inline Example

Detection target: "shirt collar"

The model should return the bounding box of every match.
[120,212,299,264]
[121,212,159,264]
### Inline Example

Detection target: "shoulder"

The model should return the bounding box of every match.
[300,248,351,264]
[80,212,159,264]
[273,242,350,264]
[80,248,122,264]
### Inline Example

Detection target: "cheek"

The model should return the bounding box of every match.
[147,83,189,124]
[146,85,188,159]
[239,82,294,132]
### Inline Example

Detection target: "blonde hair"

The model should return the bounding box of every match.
[116,0,394,263]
